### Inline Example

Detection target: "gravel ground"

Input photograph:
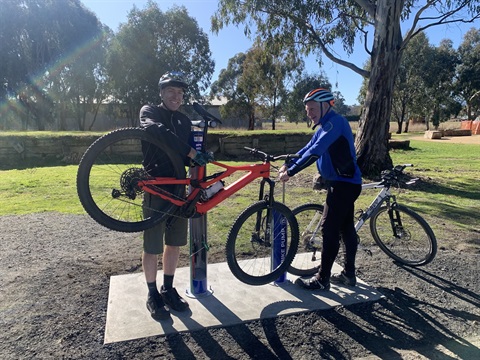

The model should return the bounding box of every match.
[1,212,479,359]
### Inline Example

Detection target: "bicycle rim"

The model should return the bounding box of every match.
[370,204,437,266]
[76,128,185,232]
[288,203,324,276]
[226,200,299,285]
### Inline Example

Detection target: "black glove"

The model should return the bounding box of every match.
[192,151,214,166]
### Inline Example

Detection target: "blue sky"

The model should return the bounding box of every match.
[82,0,479,105]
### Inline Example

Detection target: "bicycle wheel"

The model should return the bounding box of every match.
[370,204,437,266]
[77,128,185,232]
[226,200,299,285]
[288,203,323,276]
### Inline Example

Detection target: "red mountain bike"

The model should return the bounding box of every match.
[76,106,299,285]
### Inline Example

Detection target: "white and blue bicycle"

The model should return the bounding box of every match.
[289,164,438,276]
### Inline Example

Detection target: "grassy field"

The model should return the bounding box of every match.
[1,124,478,256]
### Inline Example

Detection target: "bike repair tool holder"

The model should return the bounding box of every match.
[186,103,221,298]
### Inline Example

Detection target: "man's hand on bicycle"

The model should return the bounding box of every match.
[192,150,214,166]
[278,164,290,182]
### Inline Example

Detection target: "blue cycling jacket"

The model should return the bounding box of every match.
[287,110,362,184]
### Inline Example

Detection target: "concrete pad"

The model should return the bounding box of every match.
[104,258,384,344]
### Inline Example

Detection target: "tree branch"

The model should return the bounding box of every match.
[403,0,480,49]
[353,0,376,18]
[305,22,370,78]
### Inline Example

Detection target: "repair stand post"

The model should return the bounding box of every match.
[186,127,213,298]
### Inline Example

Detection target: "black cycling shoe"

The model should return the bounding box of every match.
[295,276,330,290]
[330,271,357,286]
[161,286,189,312]
[146,292,170,320]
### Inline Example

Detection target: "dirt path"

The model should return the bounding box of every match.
[1,213,479,359]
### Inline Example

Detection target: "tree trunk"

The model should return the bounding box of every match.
[248,109,255,130]
[355,0,403,177]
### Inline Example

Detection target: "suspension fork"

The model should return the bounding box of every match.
[252,178,276,244]
[386,196,403,238]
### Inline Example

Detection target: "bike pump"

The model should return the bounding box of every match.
[186,123,213,298]
[272,182,288,285]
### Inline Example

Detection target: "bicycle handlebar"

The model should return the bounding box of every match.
[193,102,222,126]
[381,164,415,185]
[243,147,300,163]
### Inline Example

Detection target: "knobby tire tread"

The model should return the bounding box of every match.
[77,127,184,232]
[226,200,299,285]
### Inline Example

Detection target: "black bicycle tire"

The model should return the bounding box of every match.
[226,200,299,285]
[370,204,437,266]
[288,203,324,276]
[77,127,185,232]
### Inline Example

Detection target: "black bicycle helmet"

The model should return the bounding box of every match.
[303,88,335,106]
[158,71,188,90]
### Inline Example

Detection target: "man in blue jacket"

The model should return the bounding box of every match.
[279,88,362,290]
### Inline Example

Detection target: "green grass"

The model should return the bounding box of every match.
[0,165,82,215]
[1,135,478,253]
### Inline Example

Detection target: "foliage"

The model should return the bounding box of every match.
[210,42,303,130]
[242,41,304,130]
[392,33,459,133]
[0,0,105,130]
[455,28,480,120]
[211,0,480,176]
[106,2,214,126]
[280,72,331,126]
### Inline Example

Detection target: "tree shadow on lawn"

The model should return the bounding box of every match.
[409,178,480,241]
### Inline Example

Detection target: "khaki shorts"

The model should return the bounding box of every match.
[143,192,187,254]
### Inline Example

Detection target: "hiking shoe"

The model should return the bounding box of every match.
[161,286,189,312]
[331,271,356,286]
[295,276,330,291]
[146,292,170,320]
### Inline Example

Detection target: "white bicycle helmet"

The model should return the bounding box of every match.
[303,88,335,106]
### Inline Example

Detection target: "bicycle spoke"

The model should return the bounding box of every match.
[289,204,323,276]
[77,128,185,232]
[226,201,299,285]
[371,205,437,266]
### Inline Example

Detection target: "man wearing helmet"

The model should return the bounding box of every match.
[139,71,212,320]
[279,88,362,291]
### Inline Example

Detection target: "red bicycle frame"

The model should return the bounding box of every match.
[139,159,274,215]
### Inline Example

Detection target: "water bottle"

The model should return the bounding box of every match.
[201,181,224,201]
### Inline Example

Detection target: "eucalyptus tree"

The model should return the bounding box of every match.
[210,42,302,129]
[241,42,303,129]
[422,39,459,128]
[106,2,214,126]
[210,52,256,129]
[280,73,331,127]
[455,28,480,120]
[392,32,432,133]
[212,0,480,176]
[0,0,103,130]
